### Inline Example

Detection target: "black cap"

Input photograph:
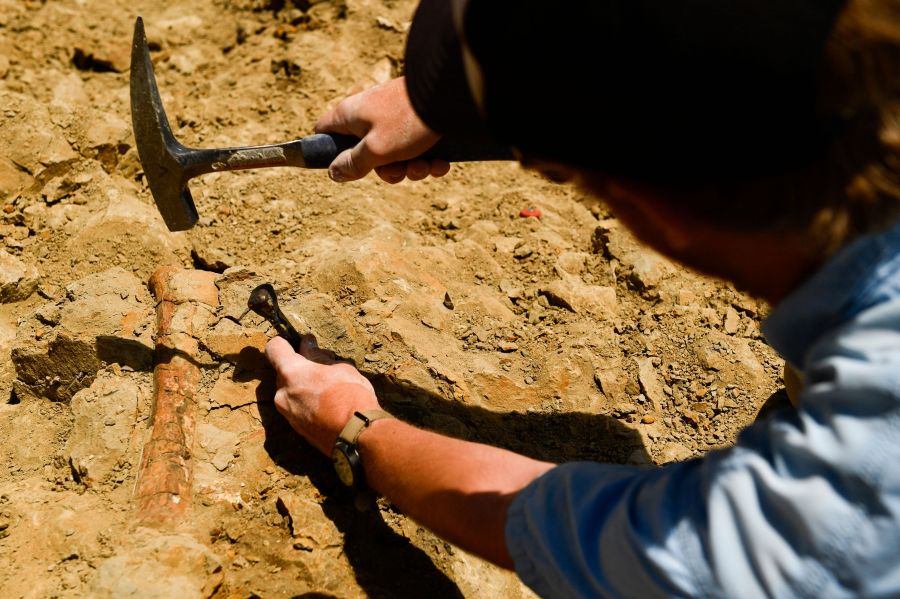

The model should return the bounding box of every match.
[410,0,848,185]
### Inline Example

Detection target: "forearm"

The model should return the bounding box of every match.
[359,418,554,568]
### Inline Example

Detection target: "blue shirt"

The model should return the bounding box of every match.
[506,219,900,598]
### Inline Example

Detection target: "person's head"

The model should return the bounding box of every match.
[582,0,900,248]
[550,0,900,299]
[463,0,899,298]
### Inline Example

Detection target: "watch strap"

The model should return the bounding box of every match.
[337,409,394,445]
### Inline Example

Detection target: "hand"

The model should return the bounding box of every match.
[265,335,380,454]
[315,77,451,184]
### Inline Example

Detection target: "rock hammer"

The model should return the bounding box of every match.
[129,17,513,232]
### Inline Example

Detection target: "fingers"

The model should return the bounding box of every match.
[430,160,451,177]
[406,159,431,181]
[375,163,406,184]
[374,160,453,184]
[265,336,301,375]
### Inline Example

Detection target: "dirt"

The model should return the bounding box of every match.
[0,1,786,597]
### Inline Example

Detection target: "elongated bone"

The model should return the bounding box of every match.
[135,266,218,524]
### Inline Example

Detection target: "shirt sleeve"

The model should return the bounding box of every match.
[506,306,900,598]
[404,0,494,143]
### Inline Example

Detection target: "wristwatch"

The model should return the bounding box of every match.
[331,409,393,490]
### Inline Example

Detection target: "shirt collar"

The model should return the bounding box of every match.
[762,218,900,368]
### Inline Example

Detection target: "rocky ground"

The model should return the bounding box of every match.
[0,0,785,597]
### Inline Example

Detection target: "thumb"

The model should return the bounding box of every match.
[329,138,377,183]
[266,336,301,374]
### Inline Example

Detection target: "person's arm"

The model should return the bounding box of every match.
[267,318,900,597]
[265,336,553,567]
[362,418,552,567]
[314,0,497,184]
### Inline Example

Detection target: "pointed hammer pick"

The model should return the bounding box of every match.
[129,17,513,232]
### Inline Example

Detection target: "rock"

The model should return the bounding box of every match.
[81,111,130,158]
[168,46,207,76]
[599,219,674,289]
[66,372,140,485]
[497,341,518,353]
[72,40,130,73]
[513,244,534,259]
[41,172,92,204]
[11,268,154,401]
[454,239,504,279]
[594,366,627,399]
[0,157,32,199]
[367,56,395,86]
[676,289,697,306]
[191,246,234,273]
[276,494,342,550]
[375,16,403,32]
[203,319,269,372]
[641,414,656,424]
[628,249,669,290]
[417,297,451,331]
[659,442,694,464]
[0,91,77,173]
[197,423,239,473]
[696,331,767,387]
[50,73,89,110]
[0,249,39,303]
[612,402,637,417]
[635,357,665,412]
[492,236,522,255]
[442,291,454,310]
[209,372,271,409]
[92,532,223,598]
[66,183,187,278]
[215,267,266,321]
[540,275,617,319]
[556,251,588,275]
[723,307,741,335]
[281,293,368,365]
[498,279,522,301]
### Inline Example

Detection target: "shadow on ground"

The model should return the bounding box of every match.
[255,355,648,599]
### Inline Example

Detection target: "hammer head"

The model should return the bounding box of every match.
[130,17,199,231]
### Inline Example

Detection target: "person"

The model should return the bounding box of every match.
[264,0,900,596]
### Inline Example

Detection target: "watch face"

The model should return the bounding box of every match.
[332,446,355,487]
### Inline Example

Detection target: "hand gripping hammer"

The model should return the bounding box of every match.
[130,17,513,232]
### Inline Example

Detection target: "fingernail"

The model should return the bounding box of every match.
[329,169,347,183]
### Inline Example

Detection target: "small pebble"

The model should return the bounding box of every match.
[641,415,656,424]
[513,245,534,259]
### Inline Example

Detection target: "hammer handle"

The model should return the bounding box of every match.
[299,133,514,168]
